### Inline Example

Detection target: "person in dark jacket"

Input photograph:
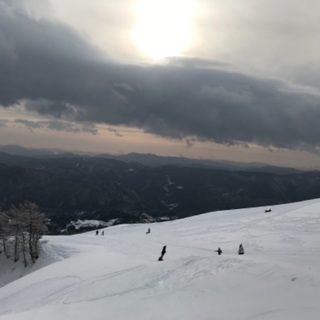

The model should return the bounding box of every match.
[238,244,245,255]
[158,245,167,261]
[215,247,223,255]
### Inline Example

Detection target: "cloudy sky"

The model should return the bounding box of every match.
[1,0,320,168]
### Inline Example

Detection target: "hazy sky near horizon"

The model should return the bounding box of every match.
[1,0,320,168]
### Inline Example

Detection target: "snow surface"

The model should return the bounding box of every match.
[1,199,320,320]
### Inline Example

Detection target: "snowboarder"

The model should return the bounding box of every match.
[238,244,244,255]
[101,230,104,236]
[215,247,223,255]
[146,228,151,234]
[96,230,99,235]
[158,245,167,261]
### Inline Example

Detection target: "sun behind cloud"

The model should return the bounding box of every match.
[132,0,196,60]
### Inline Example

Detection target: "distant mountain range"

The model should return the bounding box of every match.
[0,147,320,234]
[0,145,301,173]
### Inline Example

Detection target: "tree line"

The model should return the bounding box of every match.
[0,201,48,267]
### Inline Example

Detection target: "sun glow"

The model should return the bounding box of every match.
[132,0,195,60]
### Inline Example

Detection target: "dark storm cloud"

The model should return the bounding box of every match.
[107,127,123,137]
[1,4,320,151]
[15,119,43,130]
[15,119,97,134]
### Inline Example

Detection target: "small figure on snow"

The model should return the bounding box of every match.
[215,247,223,255]
[146,228,151,234]
[265,208,272,213]
[238,243,245,255]
[101,230,104,236]
[95,230,99,235]
[158,245,167,261]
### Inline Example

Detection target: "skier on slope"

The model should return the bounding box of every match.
[158,245,167,261]
[238,244,245,255]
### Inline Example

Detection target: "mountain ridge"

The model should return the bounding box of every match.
[0,144,303,173]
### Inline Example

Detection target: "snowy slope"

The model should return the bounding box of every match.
[1,199,320,320]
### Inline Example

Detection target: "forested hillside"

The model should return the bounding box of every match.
[1,153,320,233]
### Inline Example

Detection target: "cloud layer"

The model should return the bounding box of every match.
[1,2,320,152]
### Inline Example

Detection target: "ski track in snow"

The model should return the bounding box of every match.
[1,199,320,319]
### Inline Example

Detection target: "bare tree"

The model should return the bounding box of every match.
[0,211,11,258]
[10,205,23,262]
[9,201,48,265]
